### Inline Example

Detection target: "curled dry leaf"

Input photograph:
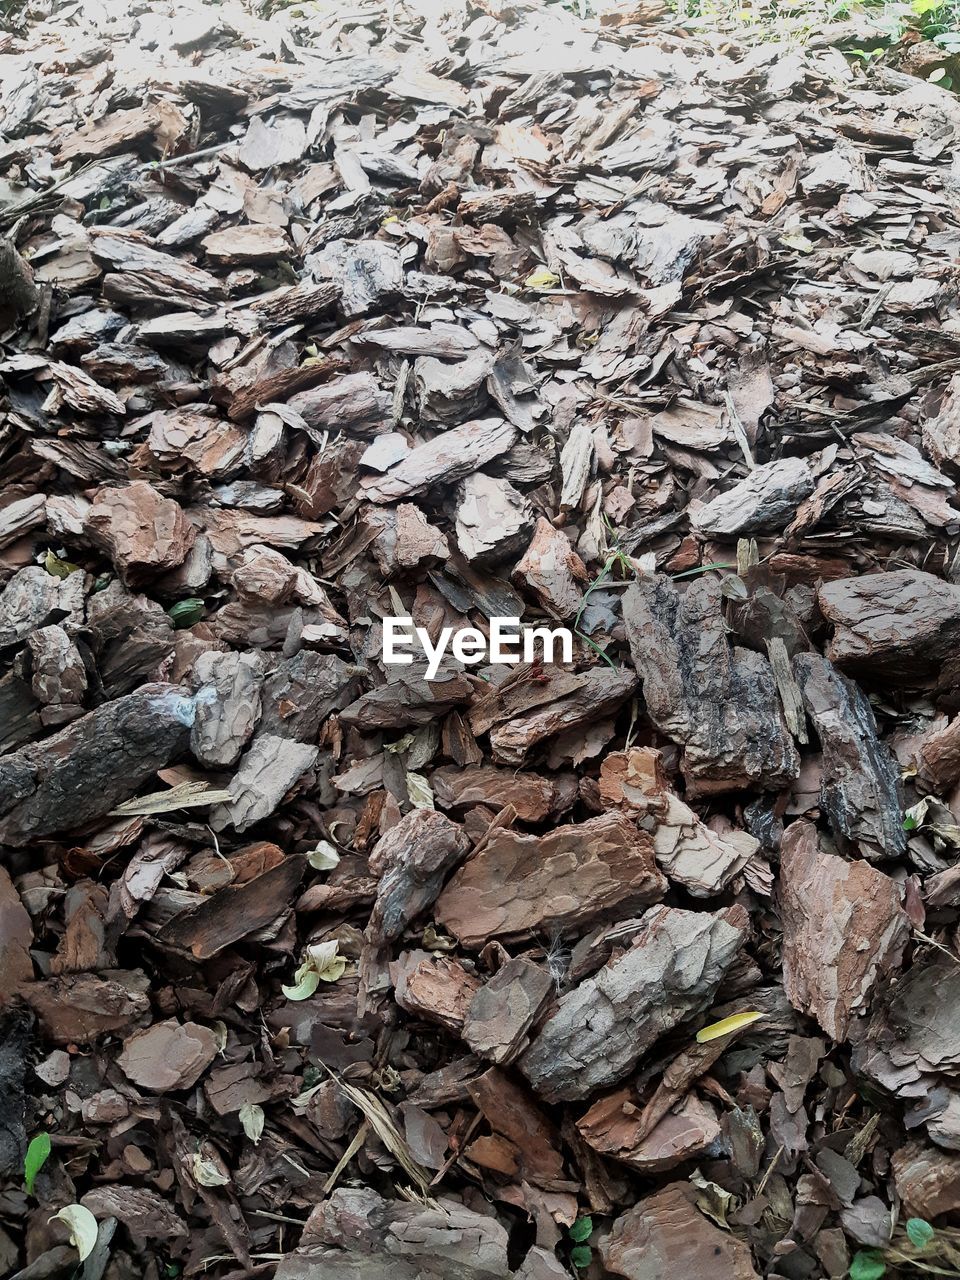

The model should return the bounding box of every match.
[282,939,347,1000]
[51,1204,98,1262]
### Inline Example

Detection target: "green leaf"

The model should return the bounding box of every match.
[570,1245,592,1269]
[849,1250,886,1280]
[569,1217,593,1242]
[906,1217,935,1249]
[167,598,205,629]
[24,1132,51,1194]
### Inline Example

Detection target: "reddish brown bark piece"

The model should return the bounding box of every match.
[600,748,758,895]
[891,1142,960,1219]
[519,904,749,1101]
[462,957,554,1064]
[431,764,577,823]
[366,809,472,944]
[436,811,665,946]
[511,517,588,618]
[489,667,638,765]
[80,1185,188,1242]
[58,105,162,161]
[157,854,305,959]
[819,570,960,679]
[467,1068,565,1186]
[85,481,195,584]
[600,1182,760,1280]
[916,713,960,795]
[117,1018,219,1091]
[578,1088,720,1172]
[365,503,450,575]
[393,950,482,1032]
[624,575,798,795]
[202,224,292,262]
[23,970,150,1045]
[780,821,909,1040]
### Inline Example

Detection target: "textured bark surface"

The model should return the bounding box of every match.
[436,811,666,946]
[780,821,909,1040]
[519,905,749,1101]
[600,1182,760,1280]
[624,575,798,794]
[819,569,960,678]
[0,684,194,845]
[366,810,472,945]
[794,652,905,859]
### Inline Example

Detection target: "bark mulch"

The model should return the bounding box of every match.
[2,1,960,1277]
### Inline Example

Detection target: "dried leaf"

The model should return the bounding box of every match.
[51,1204,98,1262]
[696,1011,765,1043]
[239,1102,265,1145]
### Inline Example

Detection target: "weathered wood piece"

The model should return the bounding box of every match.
[519,904,749,1101]
[624,575,798,794]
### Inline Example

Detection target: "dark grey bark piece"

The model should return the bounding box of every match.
[340,669,473,731]
[287,371,391,437]
[819,569,960,680]
[436,811,666,947]
[692,456,815,536]
[0,673,42,755]
[0,684,195,846]
[259,651,358,742]
[0,236,39,319]
[519,904,749,1101]
[362,418,518,504]
[366,810,472,945]
[793,653,905,860]
[190,651,266,767]
[90,229,224,303]
[624,575,798,795]
[416,350,494,424]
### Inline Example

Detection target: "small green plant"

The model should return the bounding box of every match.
[849,1249,886,1280]
[568,1217,593,1270]
[905,1218,936,1250]
[167,598,205,628]
[24,1132,51,1195]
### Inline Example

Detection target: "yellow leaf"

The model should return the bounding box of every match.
[44,550,80,579]
[524,267,559,290]
[696,1011,764,1043]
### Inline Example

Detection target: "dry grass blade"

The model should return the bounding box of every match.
[327,1070,432,1196]
[109,782,235,816]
